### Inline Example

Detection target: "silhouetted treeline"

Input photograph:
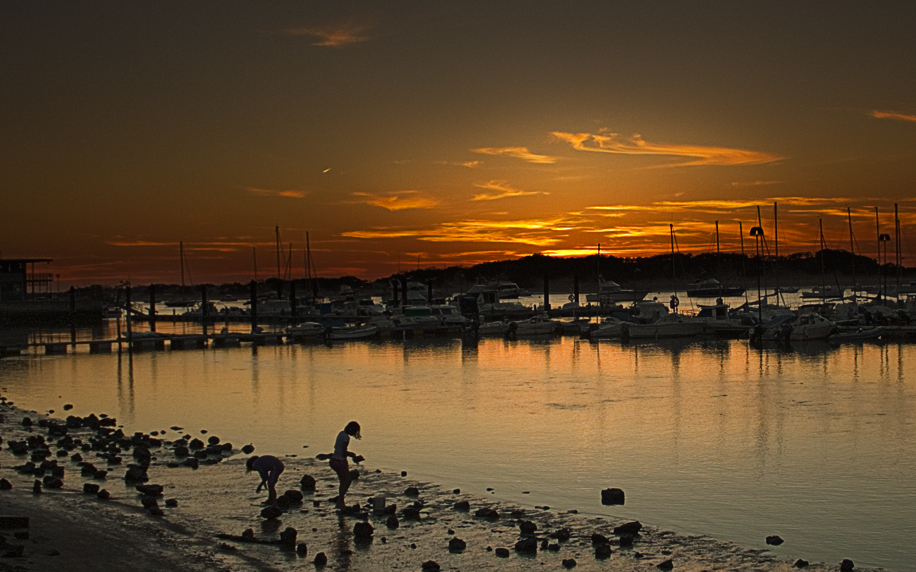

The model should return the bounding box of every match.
[80,249,911,299]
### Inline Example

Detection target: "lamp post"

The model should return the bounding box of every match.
[750,226,764,325]
[879,233,891,304]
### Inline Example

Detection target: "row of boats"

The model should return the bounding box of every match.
[278,293,916,346]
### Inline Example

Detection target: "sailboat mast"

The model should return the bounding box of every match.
[739,221,748,303]
[252,247,258,281]
[896,203,902,294]
[670,224,678,306]
[275,225,282,280]
[179,241,185,287]
[848,207,856,302]
[819,218,827,303]
[772,202,781,306]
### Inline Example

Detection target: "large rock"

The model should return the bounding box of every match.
[519,521,537,535]
[601,488,625,505]
[260,505,283,520]
[448,538,466,552]
[514,538,537,554]
[279,527,297,548]
[299,475,316,491]
[353,522,373,541]
[613,521,642,536]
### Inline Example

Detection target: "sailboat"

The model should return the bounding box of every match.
[686,221,745,298]
[164,241,196,307]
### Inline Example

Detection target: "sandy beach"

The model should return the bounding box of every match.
[0,397,881,572]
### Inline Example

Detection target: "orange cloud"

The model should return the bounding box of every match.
[870,110,916,123]
[471,180,547,201]
[281,23,371,47]
[352,191,438,211]
[343,215,589,247]
[244,187,307,199]
[471,147,558,164]
[552,130,782,166]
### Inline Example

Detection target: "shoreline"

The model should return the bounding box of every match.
[0,399,882,572]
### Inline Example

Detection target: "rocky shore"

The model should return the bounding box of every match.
[0,397,882,572]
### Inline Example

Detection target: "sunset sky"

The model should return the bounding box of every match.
[3,2,916,286]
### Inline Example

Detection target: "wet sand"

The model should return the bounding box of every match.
[0,399,882,572]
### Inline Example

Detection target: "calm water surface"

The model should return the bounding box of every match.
[1,324,914,570]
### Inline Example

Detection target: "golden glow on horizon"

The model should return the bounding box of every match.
[552,130,783,166]
[471,147,558,164]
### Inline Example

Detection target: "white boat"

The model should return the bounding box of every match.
[285,322,326,341]
[626,313,706,339]
[477,320,510,336]
[510,315,559,336]
[800,286,840,299]
[696,301,749,338]
[588,317,625,339]
[327,324,379,340]
[827,326,884,343]
[685,277,745,298]
[585,276,648,305]
[788,313,837,342]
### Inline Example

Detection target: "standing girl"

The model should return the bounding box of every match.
[329,421,361,509]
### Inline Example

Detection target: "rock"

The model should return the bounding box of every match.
[282,489,304,503]
[601,488,625,505]
[97,489,110,500]
[124,466,148,483]
[0,479,11,490]
[495,547,510,558]
[840,560,854,572]
[448,538,466,552]
[189,438,204,450]
[794,559,809,568]
[519,520,537,535]
[182,457,199,469]
[207,436,220,445]
[141,496,159,509]
[514,538,537,554]
[421,561,440,571]
[546,543,560,552]
[299,474,316,491]
[613,521,642,536]
[279,527,297,548]
[404,486,420,497]
[260,505,283,519]
[453,488,460,494]
[657,559,674,570]
[165,498,178,507]
[386,516,399,529]
[22,417,32,427]
[296,542,308,556]
[766,535,784,546]
[63,404,73,410]
[275,496,291,510]
[313,552,327,566]
[32,480,42,494]
[474,508,499,520]
[353,522,373,541]
[402,506,421,520]
[242,528,255,539]
[349,469,359,481]
[136,484,163,496]
[595,544,613,559]
[591,533,609,545]
[550,528,571,541]
[241,444,255,454]
[174,446,190,457]
[562,558,577,568]
[619,534,635,547]
[454,501,470,511]
[42,476,64,489]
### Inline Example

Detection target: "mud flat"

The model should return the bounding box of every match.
[0,398,883,572]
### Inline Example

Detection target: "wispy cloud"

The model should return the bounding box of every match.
[281,23,371,47]
[471,180,548,201]
[352,191,438,211]
[731,180,782,187]
[343,215,588,247]
[471,147,558,164]
[553,130,782,166]
[244,187,307,199]
[435,160,482,168]
[870,110,916,123]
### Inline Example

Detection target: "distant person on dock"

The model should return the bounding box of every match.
[246,455,284,505]
[330,421,363,509]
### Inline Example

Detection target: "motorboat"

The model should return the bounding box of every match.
[685,278,745,298]
[696,301,749,338]
[588,317,625,339]
[285,322,326,342]
[626,313,706,339]
[327,324,379,340]
[827,326,884,343]
[477,319,511,336]
[800,286,841,300]
[585,276,648,305]
[510,315,559,336]
[788,313,837,342]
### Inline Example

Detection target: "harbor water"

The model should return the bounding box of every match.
[1,295,914,570]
